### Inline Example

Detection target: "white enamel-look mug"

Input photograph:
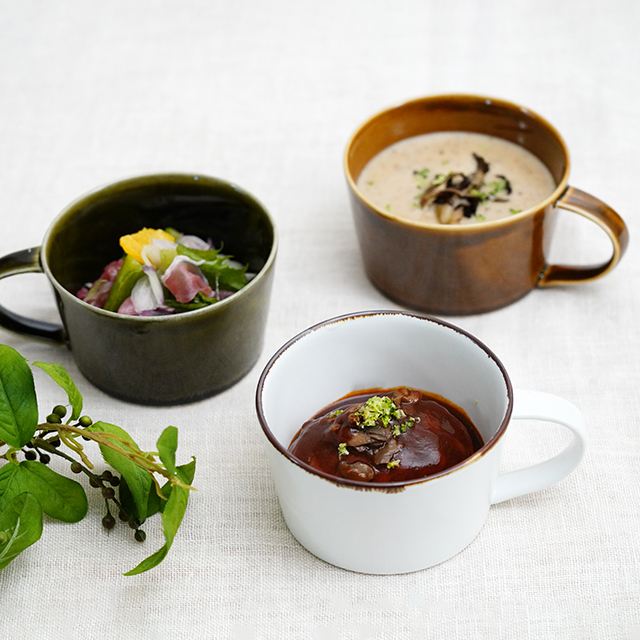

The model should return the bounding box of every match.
[256,312,587,574]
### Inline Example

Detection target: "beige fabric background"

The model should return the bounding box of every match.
[0,1,638,638]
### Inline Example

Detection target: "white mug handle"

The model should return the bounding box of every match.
[491,389,588,504]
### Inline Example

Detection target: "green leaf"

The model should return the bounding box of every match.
[178,458,196,485]
[158,457,196,509]
[0,464,20,510]
[0,345,38,448]
[0,462,87,523]
[103,254,144,312]
[0,493,43,570]
[20,462,87,522]
[123,458,195,576]
[116,428,183,523]
[163,294,215,312]
[175,244,220,262]
[32,361,83,422]
[117,476,136,519]
[157,426,177,476]
[176,245,248,292]
[118,476,162,524]
[124,540,170,577]
[201,259,248,292]
[86,421,152,522]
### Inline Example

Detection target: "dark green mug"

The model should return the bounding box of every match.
[0,174,278,405]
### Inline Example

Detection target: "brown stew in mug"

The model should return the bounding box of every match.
[288,387,484,483]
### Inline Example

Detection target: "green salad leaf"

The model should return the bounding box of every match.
[176,245,248,292]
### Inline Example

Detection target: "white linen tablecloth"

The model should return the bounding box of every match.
[0,1,638,638]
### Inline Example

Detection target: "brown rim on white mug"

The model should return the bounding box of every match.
[256,310,513,491]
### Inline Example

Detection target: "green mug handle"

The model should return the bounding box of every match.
[538,186,629,286]
[0,247,66,342]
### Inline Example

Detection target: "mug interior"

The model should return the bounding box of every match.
[345,94,570,209]
[43,174,275,296]
[258,312,513,486]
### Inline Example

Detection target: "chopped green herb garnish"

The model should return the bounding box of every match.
[468,188,489,202]
[415,154,517,224]
[387,460,400,469]
[354,396,405,429]
[413,168,432,192]
[485,177,508,196]
[510,208,522,215]
[385,204,392,212]
[337,442,349,458]
[353,395,417,437]
[366,180,375,186]
[392,416,417,436]
[328,409,344,419]
[432,172,449,186]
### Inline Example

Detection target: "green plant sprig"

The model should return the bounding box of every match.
[32,420,193,494]
[27,434,136,532]
[0,344,196,575]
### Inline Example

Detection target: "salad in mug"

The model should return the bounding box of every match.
[77,228,250,315]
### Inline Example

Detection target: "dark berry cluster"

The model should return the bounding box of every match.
[22,440,51,464]
[90,470,146,542]
[21,405,94,463]
[19,404,147,544]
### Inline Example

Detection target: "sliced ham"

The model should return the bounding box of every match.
[161,256,212,303]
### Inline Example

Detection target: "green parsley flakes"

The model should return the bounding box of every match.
[432,172,449,186]
[354,395,405,428]
[468,188,489,202]
[485,177,509,196]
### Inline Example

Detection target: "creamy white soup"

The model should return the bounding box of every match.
[356,131,556,225]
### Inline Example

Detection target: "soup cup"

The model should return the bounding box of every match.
[0,173,277,405]
[256,311,587,574]
[344,94,628,315]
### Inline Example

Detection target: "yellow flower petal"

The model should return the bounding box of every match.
[119,228,175,264]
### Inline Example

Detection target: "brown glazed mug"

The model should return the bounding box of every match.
[344,94,629,315]
[0,174,277,405]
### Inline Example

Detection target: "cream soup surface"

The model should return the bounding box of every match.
[356,131,556,225]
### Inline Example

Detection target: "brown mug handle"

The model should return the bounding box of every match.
[538,186,629,286]
[0,247,65,342]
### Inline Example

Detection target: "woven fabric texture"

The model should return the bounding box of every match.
[0,1,638,638]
